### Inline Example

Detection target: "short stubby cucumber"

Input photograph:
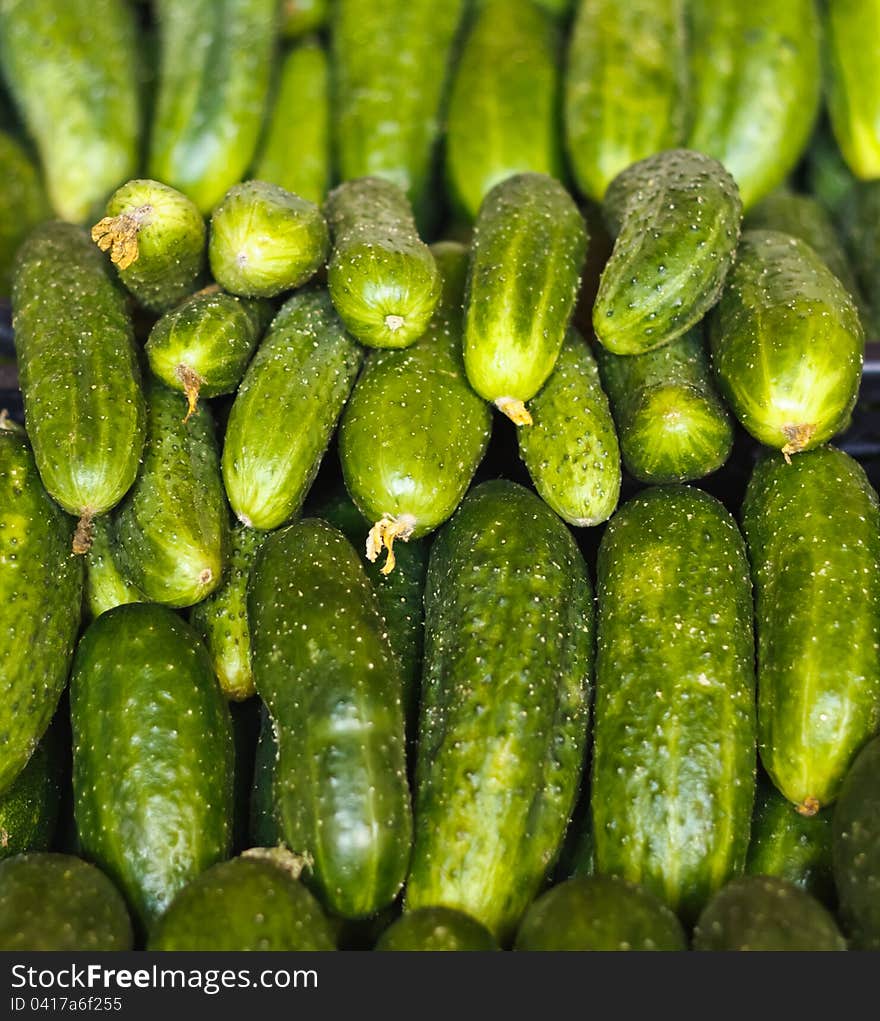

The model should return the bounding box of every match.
[407,481,593,941]
[325,177,441,349]
[741,447,880,814]
[0,728,61,859]
[0,130,48,294]
[377,908,498,951]
[280,0,327,38]
[463,173,588,424]
[593,149,742,356]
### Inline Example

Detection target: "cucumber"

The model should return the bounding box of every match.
[514,875,687,951]
[595,327,733,484]
[249,703,282,848]
[807,122,859,219]
[407,480,593,941]
[0,130,48,294]
[593,149,742,356]
[709,231,863,457]
[685,1,821,210]
[377,908,498,951]
[592,485,756,921]
[693,875,846,951]
[91,179,206,313]
[0,853,132,951]
[148,0,277,215]
[463,174,588,424]
[742,447,880,813]
[833,735,880,949]
[249,520,412,918]
[564,0,686,202]
[0,426,82,794]
[325,177,441,350]
[0,0,139,223]
[222,289,363,531]
[84,517,144,621]
[148,849,336,950]
[209,180,329,298]
[280,0,327,38]
[339,241,491,572]
[0,729,61,860]
[114,380,229,609]
[445,0,562,221]
[518,330,620,526]
[841,181,880,337]
[12,222,147,550]
[71,603,234,929]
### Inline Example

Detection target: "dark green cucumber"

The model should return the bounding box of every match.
[0,728,61,859]
[12,222,146,547]
[0,130,48,294]
[71,603,234,928]
[592,485,756,921]
[595,326,733,484]
[564,0,687,202]
[741,447,880,813]
[280,0,327,38]
[463,174,588,424]
[709,230,863,456]
[593,149,742,356]
[0,853,132,951]
[685,1,821,210]
[148,850,336,950]
[84,517,144,621]
[249,703,282,848]
[114,380,229,609]
[445,0,562,220]
[249,520,412,918]
[514,875,687,951]
[148,0,277,214]
[0,426,82,794]
[0,0,139,223]
[841,180,880,338]
[407,480,593,941]
[377,908,498,951]
[693,875,846,951]
[222,289,363,531]
[807,122,858,220]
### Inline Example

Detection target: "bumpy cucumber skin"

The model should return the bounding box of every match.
[593,149,742,356]
[741,447,880,813]
[0,0,139,223]
[515,875,687,951]
[148,0,277,215]
[12,222,146,522]
[0,429,82,794]
[280,0,327,38]
[71,604,234,929]
[0,131,48,294]
[464,173,588,407]
[710,230,863,454]
[249,703,282,848]
[596,327,733,484]
[222,289,363,531]
[565,0,686,202]
[693,875,845,951]
[114,381,229,609]
[0,730,61,860]
[407,481,593,942]
[841,180,880,338]
[377,908,498,951]
[686,1,821,210]
[84,517,144,621]
[592,486,756,922]
[0,853,132,951]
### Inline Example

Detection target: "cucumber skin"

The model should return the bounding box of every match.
[565,0,686,203]
[12,222,146,520]
[0,429,82,795]
[0,730,61,860]
[280,0,327,38]
[407,480,593,942]
[0,131,48,294]
[84,517,144,621]
[222,289,363,531]
[377,908,498,951]
[596,327,733,484]
[592,486,756,921]
[71,604,234,929]
[741,447,880,812]
[249,703,282,848]
[249,520,412,919]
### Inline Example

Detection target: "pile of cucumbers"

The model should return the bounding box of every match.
[2,0,880,953]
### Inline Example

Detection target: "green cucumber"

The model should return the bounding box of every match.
[0,729,61,859]
[593,149,742,356]
[114,380,229,609]
[592,485,756,921]
[595,326,733,484]
[84,517,144,621]
[249,520,412,918]
[741,447,880,813]
[685,1,821,210]
[514,875,687,951]
[280,0,327,38]
[807,122,859,219]
[377,908,498,951]
[463,173,588,424]
[841,180,880,337]
[709,230,863,456]
[148,0,277,215]
[0,130,48,294]
[249,703,282,848]
[222,289,363,531]
[407,480,593,941]
[71,603,234,928]
[564,0,686,202]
